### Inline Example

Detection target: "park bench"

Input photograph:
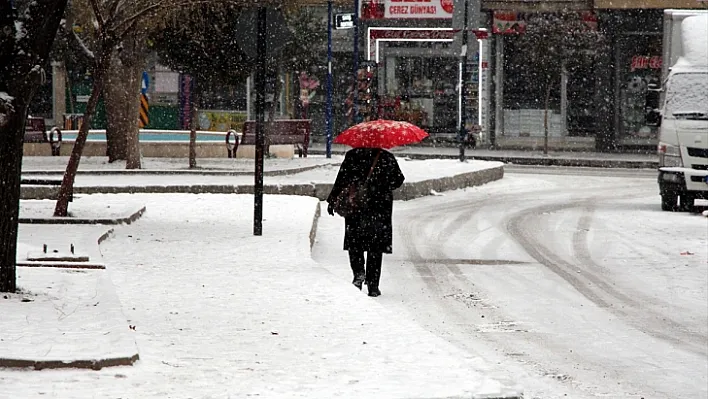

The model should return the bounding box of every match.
[25,117,62,156]
[238,120,311,158]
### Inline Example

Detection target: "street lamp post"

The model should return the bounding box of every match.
[352,0,360,124]
[326,0,333,158]
[253,7,267,236]
[458,0,469,162]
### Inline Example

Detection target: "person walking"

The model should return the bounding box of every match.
[326,148,405,297]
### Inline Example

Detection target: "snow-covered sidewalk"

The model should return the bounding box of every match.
[21,155,343,174]
[1,194,520,398]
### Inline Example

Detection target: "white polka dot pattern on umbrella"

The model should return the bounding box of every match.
[333,119,429,149]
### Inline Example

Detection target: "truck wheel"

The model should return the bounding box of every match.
[661,193,678,211]
[679,194,697,213]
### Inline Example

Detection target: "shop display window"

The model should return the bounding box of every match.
[384,56,458,132]
[617,33,662,140]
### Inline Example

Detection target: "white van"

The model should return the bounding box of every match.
[657,11,708,212]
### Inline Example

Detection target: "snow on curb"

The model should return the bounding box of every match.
[21,162,340,177]
[20,164,505,202]
[19,206,146,225]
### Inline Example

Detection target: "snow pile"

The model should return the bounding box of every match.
[19,197,145,220]
[703,210,708,217]
[0,91,13,128]
[680,15,708,67]
[14,21,26,40]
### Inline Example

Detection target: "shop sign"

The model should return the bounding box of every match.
[492,11,597,34]
[630,56,662,71]
[385,0,454,19]
[361,0,454,19]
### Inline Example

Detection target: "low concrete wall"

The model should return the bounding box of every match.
[21,166,505,202]
[24,142,295,159]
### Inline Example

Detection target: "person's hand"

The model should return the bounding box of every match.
[327,203,334,216]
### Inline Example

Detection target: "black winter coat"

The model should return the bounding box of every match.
[327,148,405,254]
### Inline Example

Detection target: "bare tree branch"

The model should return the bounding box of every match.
[71,28,96,59]
[112,0,217,38]
[106,0,123,18]
[89,0,105,34]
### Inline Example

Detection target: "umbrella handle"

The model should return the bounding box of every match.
[365,150,382,182]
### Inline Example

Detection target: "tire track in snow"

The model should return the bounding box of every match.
[572,203,708,356]
[509,200,707,357]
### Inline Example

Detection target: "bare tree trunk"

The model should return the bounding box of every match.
[1,0,68,292]
[105,32,145,168]
[104,56,129,162]
[189,86,199,169]
[543,81,552,156]
[54,48,113,217]
[0,102,28,293]
[125,64,142,169]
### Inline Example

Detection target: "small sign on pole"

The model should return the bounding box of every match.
[335,13,355,29]
[141,71,149,94]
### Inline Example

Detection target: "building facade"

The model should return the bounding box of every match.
[356,0,705,150]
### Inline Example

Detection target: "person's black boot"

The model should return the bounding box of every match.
[352,273,366,290]
[365,252,383,297]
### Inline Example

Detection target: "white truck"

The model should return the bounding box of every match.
[657,10,708,212]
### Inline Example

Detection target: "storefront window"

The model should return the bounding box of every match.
[617,33,662,141]
[381,52,459,133]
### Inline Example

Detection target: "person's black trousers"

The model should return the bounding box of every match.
[348,250,383,289]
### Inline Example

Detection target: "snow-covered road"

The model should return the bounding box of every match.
[314,167,708,399]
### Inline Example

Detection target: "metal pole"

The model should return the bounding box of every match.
[254,7,267,236]
[459,0,469,162]
[326,0,333,158]
[352,0,360,124]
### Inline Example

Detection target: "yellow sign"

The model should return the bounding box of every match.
[197,109,247,132]
[138,94,149,128]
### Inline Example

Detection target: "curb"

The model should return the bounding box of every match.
[309,149,657,169]
[21,162,340,177]
[0,354,139,371]
[309,202,321,250]
[19,206,146,225]
[16,262,106,270]
[98,228,115,244]
[395,166,504,201]
[21,166,504,201]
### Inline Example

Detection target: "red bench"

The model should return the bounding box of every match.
[240,120,311,158]
[24,117,62,156]
[24,117,47,143]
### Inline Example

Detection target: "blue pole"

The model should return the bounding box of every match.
[352,0,360,124]
[326,0,333,158]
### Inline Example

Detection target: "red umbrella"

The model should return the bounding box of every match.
[333,119,429,149]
